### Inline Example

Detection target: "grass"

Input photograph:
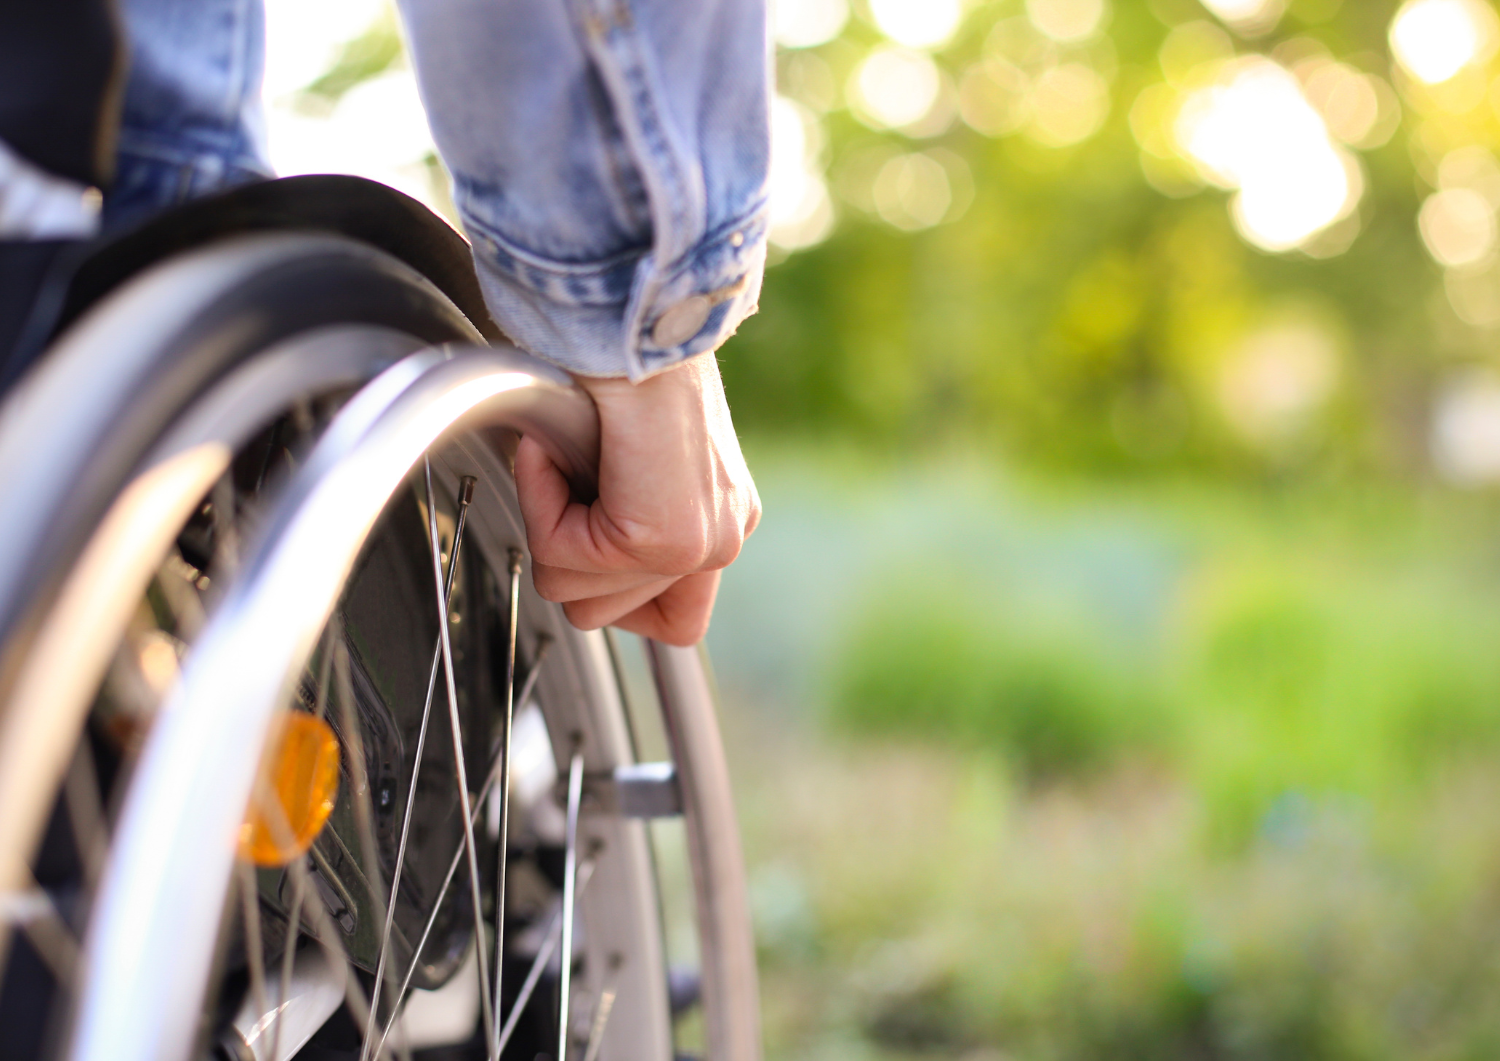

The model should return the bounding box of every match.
[710,453,1500,1059]
[819,477,1500,846]
[729,725,1500,1061]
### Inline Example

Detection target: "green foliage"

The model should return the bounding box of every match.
[722,0,1486,481]
[302,11,403,103]
[829,589,1161,777]
[825,489,1500,839]
[739,719,1500,1061]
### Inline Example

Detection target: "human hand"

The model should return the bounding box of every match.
[515,353,761,646]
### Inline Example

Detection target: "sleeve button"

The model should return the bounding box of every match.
[651,296,711,348]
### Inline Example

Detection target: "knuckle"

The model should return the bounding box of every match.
[703,535,742,571]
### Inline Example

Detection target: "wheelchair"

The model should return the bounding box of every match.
[0,174,759,1061]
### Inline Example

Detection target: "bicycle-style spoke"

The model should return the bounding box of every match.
[490,547,522,1056]
[494,859,597,1058]
[372,634,553,1059]
[236,858,271,1046]
[361,474,476,1058]
[423,458,497,1054]
[557,750,584,1061]
[580,980,618,1061]
[4,876,79,985]
[286,855,376,1040]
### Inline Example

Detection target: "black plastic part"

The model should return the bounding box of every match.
[0,175,500,395]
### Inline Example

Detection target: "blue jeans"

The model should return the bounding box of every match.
[108,0,770,380]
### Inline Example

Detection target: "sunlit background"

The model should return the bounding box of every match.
[267,0,1500,1056]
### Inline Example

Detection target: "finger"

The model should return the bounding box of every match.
[531,561,666,603]
[561,577,681,632]
[609,571,721,647]
[516,434,692,577]
[514,433,582,556]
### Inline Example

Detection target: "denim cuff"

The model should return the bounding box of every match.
[467,201,767,380]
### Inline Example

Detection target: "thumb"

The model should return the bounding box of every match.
[514,434,576,556]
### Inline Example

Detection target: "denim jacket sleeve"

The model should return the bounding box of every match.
[397,0,771,380]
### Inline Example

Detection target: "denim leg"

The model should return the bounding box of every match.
[104,0,271,231]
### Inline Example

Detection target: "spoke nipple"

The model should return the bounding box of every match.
[508,547,522,575]
[459,476,476,505]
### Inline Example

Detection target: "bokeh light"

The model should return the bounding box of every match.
[1439,145,1500,203]
[1025,0,1108,44]
[774,0,850,50]
[268,70,436,205]
[262,0,384,100]
[959,62,1031,136]
[1419,187,1495,266]
[1432,370,1500,483]
[873,152,952,230]
[1301,62,1385,147]
[869,0,964,50]
[1389,0,1497,85]
[262,0,445,214]
[1026,63,1111,147]
[1176,58,1358,252]
[849,46,943,131]
[1158,21,1235,86]
[1199,0,1285,37]
[1216,316,1339,447]
[1444,260,1500,326]
[769,95,835,250]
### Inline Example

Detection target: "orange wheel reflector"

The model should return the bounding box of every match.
[238,711,341,867]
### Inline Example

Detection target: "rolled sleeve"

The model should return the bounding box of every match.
[399,0,771,380]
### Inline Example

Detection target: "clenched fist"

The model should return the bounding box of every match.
[516,353,761,646]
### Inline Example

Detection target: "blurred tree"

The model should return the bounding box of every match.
[726,0,1500,482]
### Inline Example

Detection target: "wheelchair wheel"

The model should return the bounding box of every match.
[0,230,759,1061]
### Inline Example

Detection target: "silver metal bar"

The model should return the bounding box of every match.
[489,547,522,1057]
[424,458,496,1054]
[578,762,681,819]
[494,859,597,1059]
[557,751,584,1061]
[361,475,476,1061]
[273,866,308,1061]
